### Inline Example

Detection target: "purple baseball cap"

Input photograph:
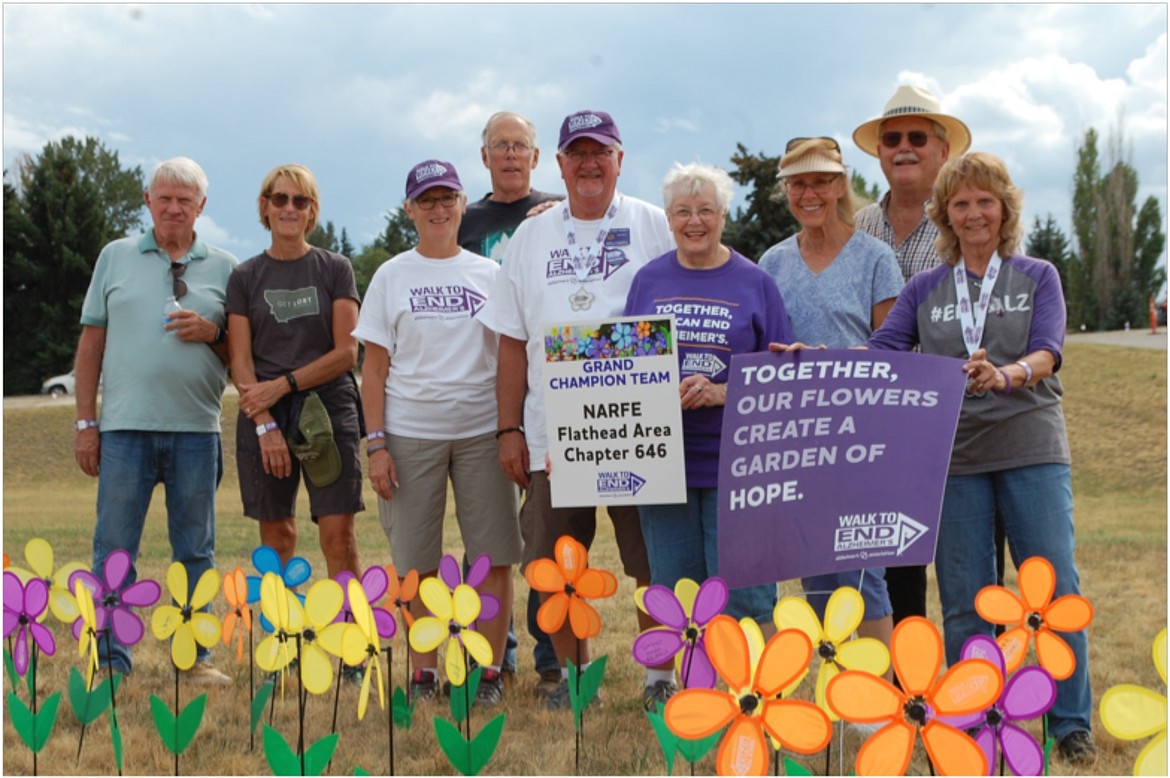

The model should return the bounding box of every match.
[557,110,622,151]
[405,160,462,200]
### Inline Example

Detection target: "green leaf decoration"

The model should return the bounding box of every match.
[566,655,607,731]
[175,693,208,754]
[3,647,16,692]
[111,710,124,773]
[354,768,370,776]
[7,689,61,752]
[150,695,178,753]
[251,680,275,734]
[466,712,506,776]
[392,685,415,729]
[1043,734,1054,776]
[644,708,677,775]
[303,732,339,776]
[150,694,206,755]
[677,728,722,764]
[783,756,814,776]
[449,665,482,724]
[263,724,301,777]
[68,666,120,725]
[435,716,474,776]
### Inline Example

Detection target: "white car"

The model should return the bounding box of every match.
[41,370,76,397]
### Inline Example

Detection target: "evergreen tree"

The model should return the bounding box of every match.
[339,227,356,259]
[3,137,144,395]
[723,143,799,260]
[1025,214,1073,300]
[351,209,418,299]
[308,220,340,252]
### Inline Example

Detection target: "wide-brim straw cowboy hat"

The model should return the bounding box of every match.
[853,84,971,158]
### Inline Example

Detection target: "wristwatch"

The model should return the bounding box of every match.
[75,419,99,431]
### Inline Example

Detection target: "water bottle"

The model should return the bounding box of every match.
[164,296,183,329]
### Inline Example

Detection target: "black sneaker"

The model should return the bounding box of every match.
[545,679,601,712]
[341,664,363,687]
[641,680,678,713]
[409,669,440,703]
[475,669,505,707]
[1056,730,1098,765]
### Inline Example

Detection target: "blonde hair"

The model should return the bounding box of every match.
[927,152,1023,265]
[257,163,320,236]
[777,138,858,226]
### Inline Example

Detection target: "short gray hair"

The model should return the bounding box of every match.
[662,162,734,213]
[481,112,538,147]
[149,157,208,199]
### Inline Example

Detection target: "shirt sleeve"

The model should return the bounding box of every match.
[352,263,392,350]
[1024,257,1067,370]
[866,281,920,352]
[79,245,113,327]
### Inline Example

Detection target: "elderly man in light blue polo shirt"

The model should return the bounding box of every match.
[74,157,237,684]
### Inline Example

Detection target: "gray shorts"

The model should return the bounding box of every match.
[378,431,521,572]
[519,471,650,580]
[237,378,365,522]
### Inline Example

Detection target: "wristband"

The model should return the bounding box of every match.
[75,419,99,431]
[255,421,279,437]
[495,426,525,440]
[213,326,226,345]
[367,430,386,442]
[367,443,387,456]
[1015,360,1033,387]
[284,371,298,394]
[995,368,1013,397]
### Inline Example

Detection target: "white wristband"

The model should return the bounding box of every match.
[255,421,279,437]
[1015,360,1033,386]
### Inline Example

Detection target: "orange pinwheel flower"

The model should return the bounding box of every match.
[826,616,1002,776]
[221,567,252,662]
[383,564,419,629]
[975,556,1092,680]
[525,536,617,639]
[665,615,831,776]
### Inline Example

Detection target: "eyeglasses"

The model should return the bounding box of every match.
[488,141,533,157]
[414,192,460,210]
[784,175,841,197]
[785,136,841,153]
[880,131,931,149]
[170,262,187,300]
[669,206,723,222]
[562,148,616,164]
[267,192,314,210]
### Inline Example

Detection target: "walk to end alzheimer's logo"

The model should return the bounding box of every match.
[596,470,647,499]
[832,510,930,563]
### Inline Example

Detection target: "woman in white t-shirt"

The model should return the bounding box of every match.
[353,161,520,707]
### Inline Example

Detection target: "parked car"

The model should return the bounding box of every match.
[41,370,76,397]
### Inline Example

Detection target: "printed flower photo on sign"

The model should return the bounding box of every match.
[545,318,673,362]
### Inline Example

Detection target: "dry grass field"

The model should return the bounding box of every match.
[2,341,1165,776]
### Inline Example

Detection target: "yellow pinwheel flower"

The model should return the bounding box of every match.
[1100,628,1168,776]
[774,587,891,721]
[8,537,89,624]
[341,579,385,720]
[297,579,348,696]
[150,563,222,670]
[73,578,100,688]
[256,572,304,687]
[409,578,493,687]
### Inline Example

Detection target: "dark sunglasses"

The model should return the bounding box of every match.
[880,131,931,149]
[170,262,187,300]
[267,192,313,210]
[785,136,841,153]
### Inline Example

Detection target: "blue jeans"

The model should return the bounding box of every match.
[935,463,1091,740]
[639,488,776,624]
[93,431,222,673]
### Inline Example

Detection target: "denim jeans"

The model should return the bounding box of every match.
[935,463,1091,739]
[93,431,222,673]
[639,488,776,624]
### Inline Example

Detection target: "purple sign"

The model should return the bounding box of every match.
[716,349,966,588]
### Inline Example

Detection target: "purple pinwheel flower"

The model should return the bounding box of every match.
[437,554,501,623]
[68,550,161,647]
[631,577,728,689]
[3,571,56,675]
[247,545,311,634]
[944,634,1056,776]
[335,565,396,639]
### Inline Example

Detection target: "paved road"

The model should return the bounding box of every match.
[6,330,1162,411]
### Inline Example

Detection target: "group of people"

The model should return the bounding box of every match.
[73,84,1096,765]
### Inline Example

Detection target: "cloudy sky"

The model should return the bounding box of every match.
[3,3,1166,265]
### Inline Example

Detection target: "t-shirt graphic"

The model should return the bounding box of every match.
[545,229,632,283]
[264,286,320,323]
[408,284,487,320]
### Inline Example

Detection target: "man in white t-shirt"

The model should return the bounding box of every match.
[478,109,676,711]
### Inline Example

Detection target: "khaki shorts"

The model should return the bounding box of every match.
[378,431,521,572]
[519,471,650,580]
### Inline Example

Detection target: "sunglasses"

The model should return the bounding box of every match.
[880,131,931,149]
[785,136,840,153]
[267,192,314,210]
[170,262,187,300]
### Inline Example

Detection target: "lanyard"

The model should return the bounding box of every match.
[559,194,621,281]
[953,252,1002,358]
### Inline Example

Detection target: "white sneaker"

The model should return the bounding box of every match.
[184,660,232,686]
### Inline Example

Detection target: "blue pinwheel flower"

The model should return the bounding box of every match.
[247,545,311,633]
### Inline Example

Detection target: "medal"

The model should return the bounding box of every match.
[568,286,595,311]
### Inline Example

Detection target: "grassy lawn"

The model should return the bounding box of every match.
[2,341,1165,775]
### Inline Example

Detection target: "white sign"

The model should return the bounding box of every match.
[543,315,686,507]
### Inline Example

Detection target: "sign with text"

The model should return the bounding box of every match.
[544,315,686,507]
[717,350,967,588]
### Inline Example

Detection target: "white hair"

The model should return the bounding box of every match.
[149,157,208,199]
[661,162,734,213]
